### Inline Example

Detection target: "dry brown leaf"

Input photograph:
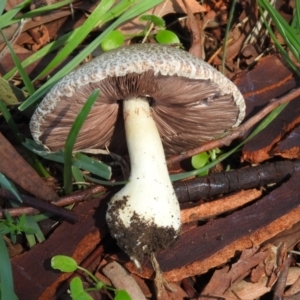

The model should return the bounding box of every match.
[157,283,188,300]
[199,247,267,298]
[250,244,277,283]
[183,0,204,59]
[285,271,300,296]
[224,267,300,300]
[27,25,50,51]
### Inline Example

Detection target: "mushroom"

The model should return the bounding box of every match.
[30,43,245,274]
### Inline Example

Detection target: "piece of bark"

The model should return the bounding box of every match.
[242,97,300,163]
[102,261,147,300]
[157,173,300,273]
[181,189,261,223]
[265,220,300,250]
[274,125,300,159]
[11,194,108,300]
[234,55,300,163]
[124,173,300,282]
[235,55,299,119]
[0,132,58,201]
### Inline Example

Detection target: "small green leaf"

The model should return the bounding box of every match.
[100,30,124,51]
[139,14,165,28]
[208,148,221,161]
[114,289,132,300]
[191,152,209,169]
[156,29,180,44]
[0,223,11,235]
[70,277,93,300]
[23,215,44,245]
[51,255,78,272]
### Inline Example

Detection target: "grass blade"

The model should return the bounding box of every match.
[64,89,100,194]
[8,0,71,24]
[0,235,18,300]
[24,215,45,244]
[19,0,163,111]
[258,0,300,62]
[73,153,111,179]
[0,0,30,29]
[3,31,73,80]
[0,100,23,142]
[3,1,137,80]
[257,1,300,76]
[0,30,35,95]
[35,0,115,80]
[0,172,22,202]
[71,166,85,189]
[221,0,236,74]
[291,0,300,36]
[0,0,7,16]
[22,140,112,179]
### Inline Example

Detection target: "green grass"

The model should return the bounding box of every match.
[0,235,18,300]
[0,1,299,298]
[63,90,100,194]
[257,0,300,76]
[18,0,164,110]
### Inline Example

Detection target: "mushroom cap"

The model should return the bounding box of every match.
[30,43,245,156]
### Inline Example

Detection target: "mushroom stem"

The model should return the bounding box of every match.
[106,97,181,269]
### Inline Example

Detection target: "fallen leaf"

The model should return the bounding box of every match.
[199,247,266,298]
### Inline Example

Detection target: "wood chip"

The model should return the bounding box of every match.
[102,261,147,300]
[181,189,262,223]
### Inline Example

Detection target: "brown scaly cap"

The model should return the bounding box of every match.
[30,43,245,156]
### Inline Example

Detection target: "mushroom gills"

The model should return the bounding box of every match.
[106,97,181,269]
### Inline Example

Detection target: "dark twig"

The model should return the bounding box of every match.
[0,185,107,220]
[167,87,300,165]
[0,188,77,222]
[273,252,292,299]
